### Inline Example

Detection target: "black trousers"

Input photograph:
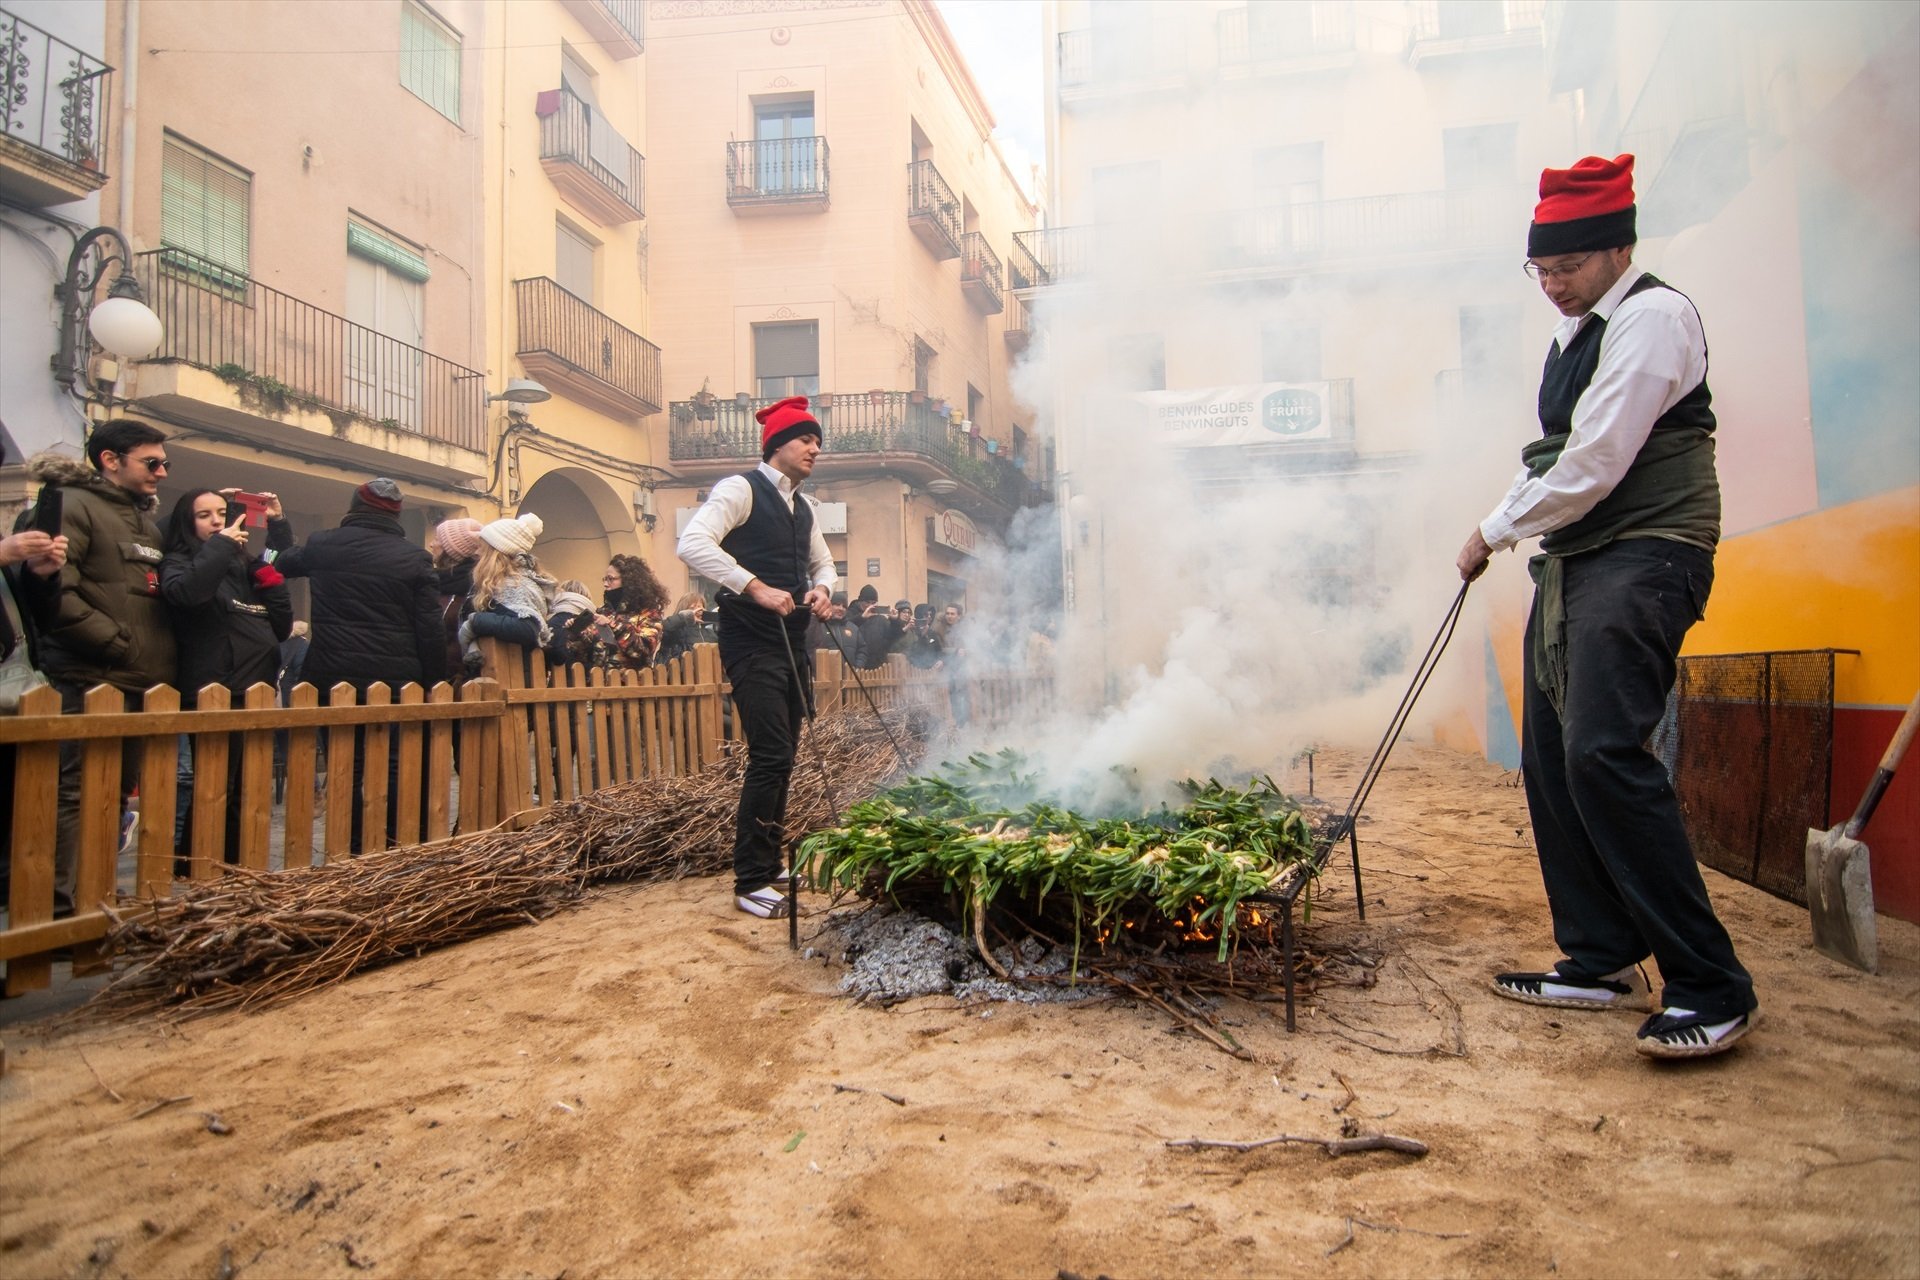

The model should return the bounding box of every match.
[723,639,808,897]
[1520,539,1756,1020]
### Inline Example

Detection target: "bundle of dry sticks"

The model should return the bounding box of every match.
[93,706,927,1017]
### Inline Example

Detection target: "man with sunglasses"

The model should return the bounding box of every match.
[19,419,178,915]
[1456,155,1757,1060]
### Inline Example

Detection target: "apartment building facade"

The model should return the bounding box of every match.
[0,0,115,515]
[482,0,661,588]
[82,0,493,549]
[644,0,1044,612]
[1031,0,1569,674]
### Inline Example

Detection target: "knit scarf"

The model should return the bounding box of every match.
[488,557,558,647]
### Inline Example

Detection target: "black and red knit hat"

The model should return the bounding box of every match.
[1527,154,1637,257]
[756,396,822,460]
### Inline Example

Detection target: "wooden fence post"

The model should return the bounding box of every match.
[361,683,393,852]
[426,682,454,842]
[186,684,228,879]
[136,685,179,898]
[393,682,425,847]
[4,685,63,996]
[237,682,276,870]
[458,677,498,833]
[323,682,358,862]
[284,683,319,868]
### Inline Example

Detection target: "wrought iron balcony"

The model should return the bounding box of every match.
[1010,226,1099,288]
[1408,0,1544,63]
[0,6,112,206]
[515,276,662,418]
[668,391,1036,512]
[558,0,642,59]
[133,247,486,452]
[907,159,961,260]
[1058,28,1182,93]
[1212,188,1515,272]
[1217,3,1355,67]
[960,232,1003,315]
[726,136,829,212]
[537,82,644,224]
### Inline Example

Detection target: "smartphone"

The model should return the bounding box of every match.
[29,488,62,536]
[227,490,271,525]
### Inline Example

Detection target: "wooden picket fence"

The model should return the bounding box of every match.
[0,642,1051,996]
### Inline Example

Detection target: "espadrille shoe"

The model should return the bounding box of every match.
[1492,965,1648,1011]
[1634,1008,1756,1059]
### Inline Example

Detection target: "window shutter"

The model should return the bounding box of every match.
[401,1,461,124]
[755,322,819,381]
[161,136,250,280]
[347,223,431,283]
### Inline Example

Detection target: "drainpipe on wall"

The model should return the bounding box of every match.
[120,0,138,235]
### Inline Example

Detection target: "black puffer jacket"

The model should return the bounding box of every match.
[19,452,177,693]
[161,533,293,701]
[267,512,447,694]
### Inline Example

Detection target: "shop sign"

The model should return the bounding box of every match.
[931,508,978,556]
[1135,380,1332,447]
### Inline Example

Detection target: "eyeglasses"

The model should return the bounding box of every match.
[111,453,169,473]
[1522,253,1597,282]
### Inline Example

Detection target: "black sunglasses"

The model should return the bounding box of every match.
[112,453,169,473]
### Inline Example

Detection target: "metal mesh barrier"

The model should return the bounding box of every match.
[1650,650,1840,904]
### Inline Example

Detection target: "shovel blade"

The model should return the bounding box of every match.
[1806,826,1878,973]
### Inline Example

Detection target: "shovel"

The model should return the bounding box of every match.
[1806,688,1920,972]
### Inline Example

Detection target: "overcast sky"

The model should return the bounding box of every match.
[937,0,1045,199]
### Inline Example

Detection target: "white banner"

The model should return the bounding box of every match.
[1136,381,1333,447]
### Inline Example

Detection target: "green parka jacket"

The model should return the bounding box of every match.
[20,451,178,695]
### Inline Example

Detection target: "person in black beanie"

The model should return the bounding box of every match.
[269,477,446,853]
[1457,154,1756,1060]
[677,396,836,918]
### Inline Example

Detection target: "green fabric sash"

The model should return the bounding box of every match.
[1525,427,1720,712]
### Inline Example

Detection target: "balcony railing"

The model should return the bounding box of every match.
[1212,188,1514,271]
[1058,28,1181,90]
[1410,0,1545,44]
[515,276,662,417]
[907,159,961,260]
[537,82,644,223]
[1217,3,1355,65]
[668,392,1034,510]
[726,136,829,210]
[558,0,642,59]
[0,6,113,182]
[959,231,1003,314]
[133,247,485,452]
[1011,227,1099,287]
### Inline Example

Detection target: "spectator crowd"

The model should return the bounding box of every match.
[1,420,1053,913]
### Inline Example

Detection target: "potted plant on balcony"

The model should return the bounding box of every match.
[673,402,694,424]
[693,379,718,421]
[735,391,752,410]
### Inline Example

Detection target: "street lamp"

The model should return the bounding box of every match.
[53,226,163,392]
[487,378,551,406]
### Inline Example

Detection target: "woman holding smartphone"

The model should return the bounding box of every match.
[161,488,293,869]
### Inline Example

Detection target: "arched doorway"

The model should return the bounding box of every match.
[517,466,638,591]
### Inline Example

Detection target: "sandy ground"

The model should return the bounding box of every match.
[2,743,1917,1280]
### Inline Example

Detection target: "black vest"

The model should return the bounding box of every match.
[1538,271,1716,438]
[716,469,814,649]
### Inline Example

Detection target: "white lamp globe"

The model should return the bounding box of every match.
[89,294,165,359]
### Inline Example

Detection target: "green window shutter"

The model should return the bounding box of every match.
[347,223,431,283]
[161,136,250,285]
[401,1,461,124]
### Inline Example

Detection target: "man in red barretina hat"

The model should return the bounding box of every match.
[678,396,837,919]
[1457,154,1758,1059]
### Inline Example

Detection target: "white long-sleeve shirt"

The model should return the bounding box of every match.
[1480,265,1711,552]
[676,462,837,595]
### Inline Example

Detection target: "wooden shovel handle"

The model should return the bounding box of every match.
[1846,688,1920,838]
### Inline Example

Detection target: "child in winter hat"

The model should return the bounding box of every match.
[461,513,556,663]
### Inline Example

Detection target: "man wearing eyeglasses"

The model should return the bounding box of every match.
[1456,155,1757,1060]
[20,419,178,916]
